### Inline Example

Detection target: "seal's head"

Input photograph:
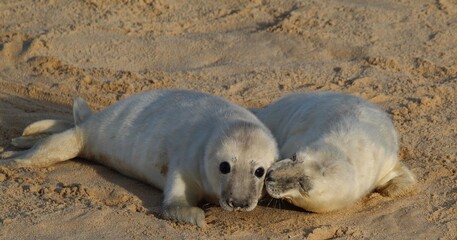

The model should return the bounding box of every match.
[265,144,355,213]
[206,122,278,212]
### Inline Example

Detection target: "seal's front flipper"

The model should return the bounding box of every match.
[1,128,83,168]
[161,171,206,228]
[377,162,416,197]
[162,205,207,228]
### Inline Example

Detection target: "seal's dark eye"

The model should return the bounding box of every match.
[219,161,231,174]
[254,167,265,178]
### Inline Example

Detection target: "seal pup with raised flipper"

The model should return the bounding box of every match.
[1,90,278,227]
[253,92,415,213]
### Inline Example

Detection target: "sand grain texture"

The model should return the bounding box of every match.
[0,0,456,239]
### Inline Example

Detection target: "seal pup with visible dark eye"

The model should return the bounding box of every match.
[1,90,278,227]
[253,92,416,213]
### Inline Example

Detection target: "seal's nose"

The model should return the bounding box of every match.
[227,198,249,209]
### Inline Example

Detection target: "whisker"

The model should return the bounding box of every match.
[267,196,274,208]
[273,198,279,208]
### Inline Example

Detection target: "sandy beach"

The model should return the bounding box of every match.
[0,0,456,239]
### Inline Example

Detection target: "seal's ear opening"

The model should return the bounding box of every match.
[291,153,298,162]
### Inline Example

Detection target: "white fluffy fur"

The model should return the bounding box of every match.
[255,92,416,212]
[1,90,278,227]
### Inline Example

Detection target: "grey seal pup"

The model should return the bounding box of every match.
[253,92,415,212]
[1,90,278,227]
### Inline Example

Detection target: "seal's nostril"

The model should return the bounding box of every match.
[227,198,234,208]
[226,197,250,209]
[265,170,273,182]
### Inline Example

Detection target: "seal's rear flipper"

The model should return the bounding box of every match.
[1,128,83,168]
[73,97,93,126]
[12,120,74,149]
[22,119,73,136]
[377,162,417,197]
[11,97,93,149]
[13,132,59,149]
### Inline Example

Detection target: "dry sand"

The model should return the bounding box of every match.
[0,0,456,239]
